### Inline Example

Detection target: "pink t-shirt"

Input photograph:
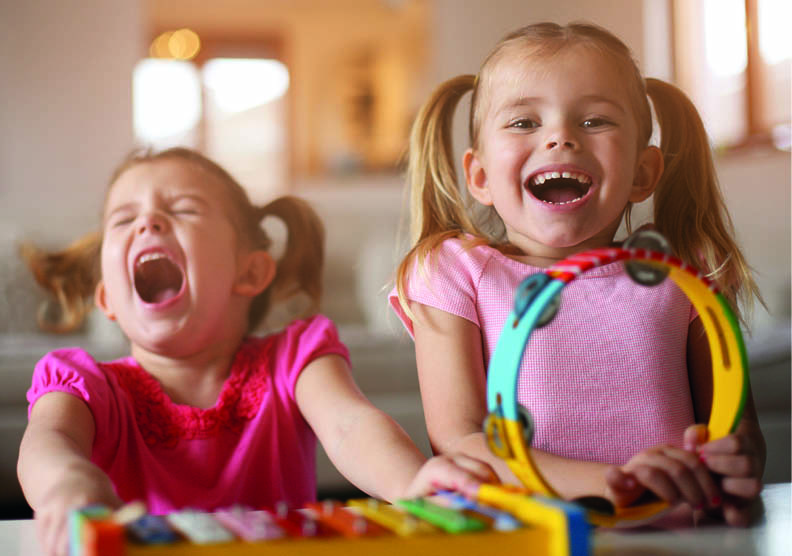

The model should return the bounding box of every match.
[389,238,696,465]
[27,314,349,515]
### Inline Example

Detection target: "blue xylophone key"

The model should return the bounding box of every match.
[126,514,180,544]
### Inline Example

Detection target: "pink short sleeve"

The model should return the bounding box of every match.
[27,348,122,453]
[388,238,491,337]
[272,314,351,400]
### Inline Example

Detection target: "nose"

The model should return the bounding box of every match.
[546,138,578,150]
[137,212,169,235]
[544,124,579,151]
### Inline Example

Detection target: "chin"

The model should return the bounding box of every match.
[127,324,188,355]
[537,234,589,250]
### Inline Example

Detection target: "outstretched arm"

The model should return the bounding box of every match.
[18,392,121,556]
[411,302,620,498]
[295,354,495,502]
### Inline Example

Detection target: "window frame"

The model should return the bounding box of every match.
[670,0,788,152]
[144,29,294,177]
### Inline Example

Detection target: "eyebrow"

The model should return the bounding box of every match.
[497,94,626,114]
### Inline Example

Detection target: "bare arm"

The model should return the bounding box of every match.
[18,392,121,556]
[295,354,494,502]
[411,302,615,500]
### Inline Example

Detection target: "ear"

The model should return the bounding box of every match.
[463,148,493,206]
[630,145,664,203]
[234,250,276,297]
[94,280,116,321]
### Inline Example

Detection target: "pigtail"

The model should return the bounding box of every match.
[646,78,762,321]
[248,196,324,330]
[406,74,480,246]
[395,75,491,316]
[19,231,101,333]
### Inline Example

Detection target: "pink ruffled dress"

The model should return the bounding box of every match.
[27,314,349,514]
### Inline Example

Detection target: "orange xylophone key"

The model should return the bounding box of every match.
[306,500,391,538]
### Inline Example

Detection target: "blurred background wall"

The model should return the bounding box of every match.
[1,0,789,517]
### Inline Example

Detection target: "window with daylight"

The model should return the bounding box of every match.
[133,31,291,203]
[673,0,790,151]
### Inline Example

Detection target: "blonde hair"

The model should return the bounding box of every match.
[21,147,324,333]
[396,21,760,322]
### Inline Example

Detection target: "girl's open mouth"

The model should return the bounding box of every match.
[527,171,592,205]
[134,251,185,304]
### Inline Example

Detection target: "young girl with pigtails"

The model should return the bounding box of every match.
[390,22,765,527]
[17,147,495,556]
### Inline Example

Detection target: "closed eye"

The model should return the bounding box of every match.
[170,195,208,216]
[110,216,135,228]
[170,203,201,216]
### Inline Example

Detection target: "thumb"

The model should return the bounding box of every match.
[684,424,709,452]
[605,466,643,508]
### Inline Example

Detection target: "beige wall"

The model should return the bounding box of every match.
[428,0,645,82]
[0,0,142,244]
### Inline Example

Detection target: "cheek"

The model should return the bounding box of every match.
[192,230,239,273]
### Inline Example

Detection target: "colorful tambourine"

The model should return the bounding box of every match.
[483,241,748,528]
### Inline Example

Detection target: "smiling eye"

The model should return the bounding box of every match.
[581,118,611,129]
[509,118,539,130]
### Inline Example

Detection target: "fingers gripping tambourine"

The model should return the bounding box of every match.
[483,231,748,528]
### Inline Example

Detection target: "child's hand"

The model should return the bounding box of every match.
[604,441,720,511]
[402,453,498,499]
[34,471,122,556]
[687,424,764,527]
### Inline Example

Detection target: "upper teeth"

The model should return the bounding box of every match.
[533,171,591,185]
[137,252,168,267]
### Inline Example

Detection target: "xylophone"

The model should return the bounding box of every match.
[70,485,590,556]
[70,231,749,556]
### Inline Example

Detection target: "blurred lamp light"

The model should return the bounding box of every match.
[133,59,202,142]
[149,32,172,58]
[149,28,201,60]
[202,58,289,114]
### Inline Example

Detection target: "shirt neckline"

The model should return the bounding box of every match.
[103,337,271,445]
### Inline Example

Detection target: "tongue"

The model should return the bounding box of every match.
[541,186,583,204]
[151,287,180,303]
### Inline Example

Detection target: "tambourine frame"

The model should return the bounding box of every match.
[484,247,748,527]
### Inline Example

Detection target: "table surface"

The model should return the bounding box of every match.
[1,483,788,555]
